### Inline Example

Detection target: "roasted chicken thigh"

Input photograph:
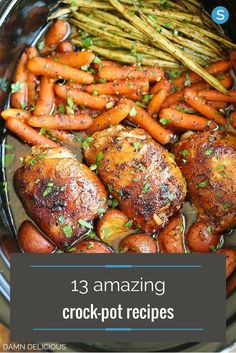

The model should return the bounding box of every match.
[173,130,236,232]
[84,125,186,233]
[14,146,107,248]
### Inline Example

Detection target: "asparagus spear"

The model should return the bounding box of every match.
[108,0,227,93]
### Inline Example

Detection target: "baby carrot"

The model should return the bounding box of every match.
[230,51,236,74]
[26,47,38,107]
[50,51,95,68]
[57,41,74,53]
[127,101,174,145]
[33,77,55,116]
[173,60,230,90]
[27,57,94,84]
[55,84,107,110]
[148,79,171,116]
[208,101,229,109]
[1,108,30,121]
[151,78,171,94]
[6,118,58,147]
[161,82,210,110]
[86,98,132,135]
[27,114,92,130]
[93,60,121,71]
[85,79,149,95]
[98,66,164,82]
[11,52,28,109]
[198,90,236,103]
[218,73,234,90]
[161,89,185,109]
[42,19,69,53]
[159,108,212,131]
[184,88,226,126]
[229,111,236,128]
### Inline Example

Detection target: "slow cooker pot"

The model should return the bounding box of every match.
[0,0,236,351]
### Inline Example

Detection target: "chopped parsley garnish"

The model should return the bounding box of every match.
[160,118,171,125]
[58,102,65,114]
[142,182,150,194]
[79,219,93,229]
[111,199,118,208]
[43,182,54,196]
[90,151,104,171]
[207,226,212,233]
[180,149,189,156]
[93,56,101,64]
[0,77,8,92]
[198,180,208,188]
[133,141,141,150]
[129,107,137,117]
[184,72,191,87]
[205,148,214,156]
[125,220,133,227]
[63,224,72,238]
[11,81,23,93]
[67,97,74,110]
[81,65,89,71]
[82,136,93,150]
[142,94,153,103]
[58,215,65,225]
[93,89,99,96]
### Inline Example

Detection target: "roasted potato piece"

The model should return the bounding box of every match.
[18,221,55,253]
[187,221,220,253]
[68,239,113,254]
[97,209,135,249]
[119,233,157,253]
[158,214,186,253]
[216,248,236,278]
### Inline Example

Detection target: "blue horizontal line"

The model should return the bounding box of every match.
[32,328,204,331]
[31,265,202,269]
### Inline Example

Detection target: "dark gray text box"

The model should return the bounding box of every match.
[11,254,226,342]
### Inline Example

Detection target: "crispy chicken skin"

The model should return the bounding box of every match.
[14,146,107,248]
[84,125,186,233]
[173,130,236,232]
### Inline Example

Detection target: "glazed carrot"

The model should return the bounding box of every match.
[27,57,94,84]
[1,108,30,121]
[50,51,95,68]
[46,129,77,143]
[230,51,236,74]
[161,89,185,109]
[93,60,121,71]
[42,19,69,53]
[85,79,149,95]
[57,41,74,53]
[11,52,28,108]
[26,47,38,107]
[124,93,142,100]
[169,102,196,113]
[173,60,230,90]
[148,79,171,116]
[151,78,169,94]
[208,101,229,109]
[55,84,107,110]
[184,88,226,126]
[159,108,213,131]
[218,73,234,90]
[98,66,164,82]
[128,101,174,145]
[6,118,58,147]
[198,90,236,103]
[229,111,236,128]
[190,81,211,91]
[86,98,132,135]
[27,114,92,130]
[33,77,55,116]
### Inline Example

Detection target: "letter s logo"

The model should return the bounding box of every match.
[211,6,229,24]
[217,9,225,21]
